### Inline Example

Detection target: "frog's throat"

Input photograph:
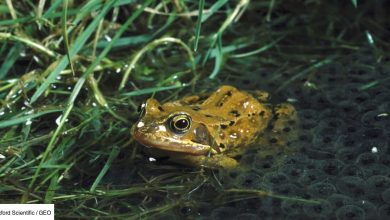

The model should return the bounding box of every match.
[132,131,211,155]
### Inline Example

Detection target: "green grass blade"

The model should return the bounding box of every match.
[202,0,228,22]
[193,0,204,52]
[208,34,223,79]
[42,0,63,18]
[0,109,63,129]
[276,56,336,93]
[230,36,285,58]
[44,171,59,203]
[351,0,358,8]
[96,35,152,49]
[0,43,24,79]
[0,17,32,26]
[0,33,57,58]
[30,0,115,103]
[90,146,120,192]
[30,104,74,190]
[121,83,188,97]
[62,0,76,76]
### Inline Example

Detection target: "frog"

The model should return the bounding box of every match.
[131,85,298,169]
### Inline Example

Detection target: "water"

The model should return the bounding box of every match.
[211,51,390,220]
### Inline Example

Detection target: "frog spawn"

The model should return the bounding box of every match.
[189,52,390,220]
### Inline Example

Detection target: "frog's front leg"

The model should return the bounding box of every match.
[171,154,238,169]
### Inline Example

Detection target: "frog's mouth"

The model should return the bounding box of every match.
[132,130,210,155]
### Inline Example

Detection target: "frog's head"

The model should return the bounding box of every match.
[131,98,216,155]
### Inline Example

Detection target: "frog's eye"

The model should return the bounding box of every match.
[137,102,146,118]
[168,114,192,134]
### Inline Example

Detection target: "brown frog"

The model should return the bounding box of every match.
[131,85,297,168]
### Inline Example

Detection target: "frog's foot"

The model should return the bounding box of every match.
[171,154,238,169]
[272,103,298,133]
[260,103,299,148]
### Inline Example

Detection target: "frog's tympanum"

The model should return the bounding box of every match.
[131,85,297,168]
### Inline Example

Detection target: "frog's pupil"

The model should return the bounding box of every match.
[175,119,189,130]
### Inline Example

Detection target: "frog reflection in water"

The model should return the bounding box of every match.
[131,85,298,168]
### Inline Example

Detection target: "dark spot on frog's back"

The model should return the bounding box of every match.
[259,111,265,116]
[221,124,228,129]
[215,91,233,107]
[230,110,240,117]
[158,106,164,112]
[192,106,201,111]
[196,94,210,104]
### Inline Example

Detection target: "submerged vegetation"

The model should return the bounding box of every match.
[0,0,389,218]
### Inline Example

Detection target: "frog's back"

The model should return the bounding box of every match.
[184,85,273,153]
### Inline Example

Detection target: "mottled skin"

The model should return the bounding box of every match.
[131,85,297,168]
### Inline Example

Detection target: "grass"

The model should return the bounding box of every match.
[0,0,389,218]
